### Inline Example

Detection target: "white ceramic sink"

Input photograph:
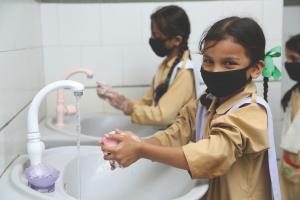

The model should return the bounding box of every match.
[0,146,208,200]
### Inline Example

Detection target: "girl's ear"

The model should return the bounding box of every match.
[168,35,183,48]
[250,60,264,79]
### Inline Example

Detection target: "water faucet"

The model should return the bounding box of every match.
[56,68,93,127]
[27,80,84,166]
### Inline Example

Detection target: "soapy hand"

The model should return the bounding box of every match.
[98,129,142,170]
[99,131,120,170]
[96,82,113,100]
[96,82,133,115]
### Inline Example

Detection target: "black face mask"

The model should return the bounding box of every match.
[285,62,300,82]
[149,38,171,57]
[201,66,252,97]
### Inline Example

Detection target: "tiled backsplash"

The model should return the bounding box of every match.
[0,0,44,175]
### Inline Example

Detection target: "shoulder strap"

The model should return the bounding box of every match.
[169,59,202,98]
[195,102,207,141]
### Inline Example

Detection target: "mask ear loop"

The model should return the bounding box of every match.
[244,63,255,83]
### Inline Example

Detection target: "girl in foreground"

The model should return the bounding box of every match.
[100,17,281,200]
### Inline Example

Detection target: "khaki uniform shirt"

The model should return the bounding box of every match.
[129,51,196,126]
[153,82,272,200]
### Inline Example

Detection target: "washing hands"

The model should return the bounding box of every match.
[101,131,120,170]
[96,81,133,115]
[99,129,142,170]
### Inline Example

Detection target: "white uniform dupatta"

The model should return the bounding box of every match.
[280,107,300,154]
[168,59,202,99]
[152,58,202,106]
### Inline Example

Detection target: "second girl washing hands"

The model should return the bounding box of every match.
[100,16,281,199]
[96,5,201,126]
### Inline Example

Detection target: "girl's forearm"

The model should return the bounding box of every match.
[138,141,189,170]
[142,136,162,146]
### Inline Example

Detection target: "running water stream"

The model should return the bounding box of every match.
[75,95,82,200]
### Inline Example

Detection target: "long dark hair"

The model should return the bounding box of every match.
[151,5,191,105]
[281,34,300,112]
[198,17,266,107]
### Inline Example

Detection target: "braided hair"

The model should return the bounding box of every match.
[151,5,191,105]
[154,40,188,104]
[199,89,213,109]
[198,17,266,106]
[281,34,300,111]
[263,77,269,102]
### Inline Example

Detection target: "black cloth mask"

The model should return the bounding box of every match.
[201,65,252,97]
[285,62,300,82]
[149,38,171,57]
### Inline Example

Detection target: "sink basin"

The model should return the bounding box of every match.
[45,113,163,140]
[0,146,208,200]
[65,151,196,199]
[80,113,163,138]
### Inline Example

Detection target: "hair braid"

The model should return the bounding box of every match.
[154,40,188,105]
[263,77,269,102]
[200,89,213,109]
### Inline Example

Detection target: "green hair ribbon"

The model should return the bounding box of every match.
[262,46,282,80]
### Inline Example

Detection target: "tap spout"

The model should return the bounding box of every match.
[28,80,84,138]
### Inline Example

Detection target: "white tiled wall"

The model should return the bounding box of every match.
[0,0,44,175]
[0,108,28,176]
[81,46,125,86]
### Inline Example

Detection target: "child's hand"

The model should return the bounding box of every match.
[99,129,142,169]
[109,96,134,115]
[96,81,114,99]
[98,131,119,170]
[96,82,133,114]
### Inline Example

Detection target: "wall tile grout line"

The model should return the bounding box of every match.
[0,46,43,53]
[85,79,280,89]
[0,101,32,133]
[86,84,150,89]
[0,155,20,178]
